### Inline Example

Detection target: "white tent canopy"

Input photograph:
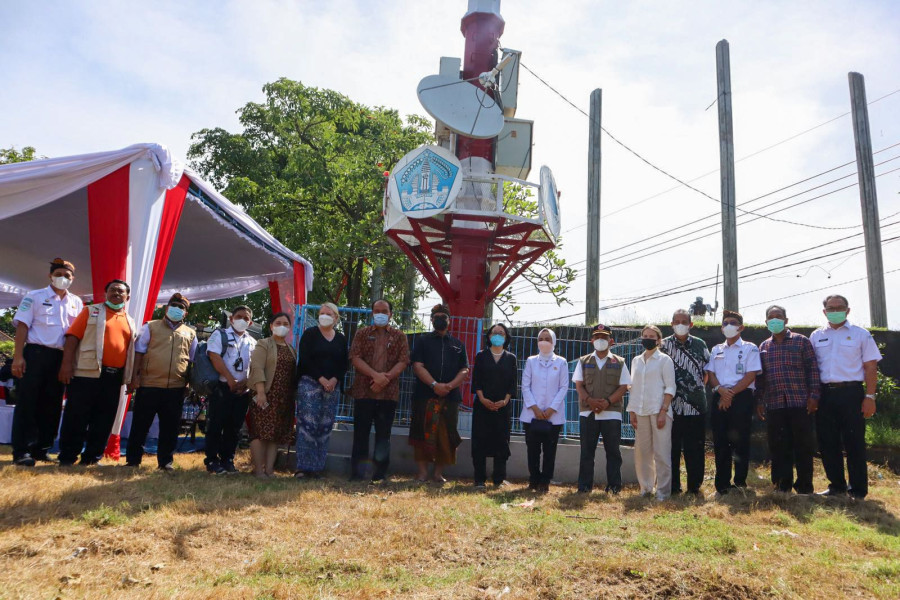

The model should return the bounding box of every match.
[0,143,313,310]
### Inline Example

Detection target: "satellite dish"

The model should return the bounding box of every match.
[417,74,505,139]
[388,145,463,219]
[539,166,561,238]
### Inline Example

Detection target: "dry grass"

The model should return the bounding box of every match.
[0,448,898,599]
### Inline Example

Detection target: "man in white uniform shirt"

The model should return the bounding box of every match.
[10,258,83,466]
[204,306,257,475]
[810,295,881,499]
[705,310,762,495]
[573,324,631,494]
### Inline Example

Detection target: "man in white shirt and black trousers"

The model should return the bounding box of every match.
[705,310,762,495]
[10,258,83,466]
[205,306,257,475]
[810,294,882,499]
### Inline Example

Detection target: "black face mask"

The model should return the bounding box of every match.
[641,338,658,350]
[433,315,449,331]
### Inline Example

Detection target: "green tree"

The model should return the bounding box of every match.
[188,79,433,309]
[0,145,42,164]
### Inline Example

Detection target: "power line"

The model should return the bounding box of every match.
[742,267,900,310]
[521,62,900,231]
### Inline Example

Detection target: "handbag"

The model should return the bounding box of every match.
[528,418,554,434]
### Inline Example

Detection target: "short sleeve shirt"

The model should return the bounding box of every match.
[809,321,882,383]
[66,306,133,368]
[704,337,762,389]
[206,327,257,382]
[410,332,468,403]
[12,286,84,349]
[348,325,410,401]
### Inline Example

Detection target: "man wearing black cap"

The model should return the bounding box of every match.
[573,324,631,493]
[704,310,762,495]
[10,258,83,466]
[125,293,197,470]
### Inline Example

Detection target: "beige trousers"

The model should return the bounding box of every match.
[633,413,673,499]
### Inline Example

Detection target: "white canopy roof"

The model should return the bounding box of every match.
[0,144,312,308]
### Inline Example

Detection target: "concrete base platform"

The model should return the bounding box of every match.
[279,426,637,485]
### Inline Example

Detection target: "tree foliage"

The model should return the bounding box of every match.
[0,145,42,164]
[188,79,433,309]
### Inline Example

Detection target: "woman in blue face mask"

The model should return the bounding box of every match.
[470,323,518,489]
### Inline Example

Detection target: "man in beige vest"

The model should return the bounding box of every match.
[125,293,197,471]
[573,324,631,493]
[58,280,137,466]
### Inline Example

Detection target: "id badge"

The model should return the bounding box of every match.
[735,362,744,375]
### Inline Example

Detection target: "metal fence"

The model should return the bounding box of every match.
[295,305,643,440]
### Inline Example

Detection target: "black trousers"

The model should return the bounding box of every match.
[126,387,185,468]
[11,344,64,460]
[767,407,815,493]
[671,413,706,493]
[816,384,867,498]
[711,389,755,492]
[472,451,507,486]
[204,382,251,465]
[578,416,622,492]
[350,398,397,480]
[524,421,562,486]
[58,369,123,464]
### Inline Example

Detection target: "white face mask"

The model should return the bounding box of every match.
[232,318,250,333]
[318,314,335,327]
[593,338,609,352]
[51,276,72,290]
[272,325,290,338]
[722,324,741,339]
[673,324,690,337]
[537,340,554,355]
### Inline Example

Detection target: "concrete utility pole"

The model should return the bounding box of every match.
[370,263,383,303]
[848,72,888,327]
[716,40,738,312]
[585,89,602,324]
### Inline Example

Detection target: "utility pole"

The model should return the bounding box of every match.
[585,88,602,324]
[848,72,888,327]
[370,263,383,303]
[716,40,738,312]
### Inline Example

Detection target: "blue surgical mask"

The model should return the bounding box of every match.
[490,334,505,347]
[766,318,785,334]
[105,300,125,311]
[373,313,390,327]
[166,306,185,322]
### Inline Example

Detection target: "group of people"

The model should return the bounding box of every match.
[7,259,883,500]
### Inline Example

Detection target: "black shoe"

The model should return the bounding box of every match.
[222,461,238,474]
[473,482,487,490]
[206,461,226,475]
[686,489,702,496]
[58,459,76,467]
[817,488,848,497]
[14,454,36,467]
[670,488,683,496]
[577,487,592,494]
[33,451,52,462]
[79,458,99,466]
[605,486,621,495]
[123,462,140,468]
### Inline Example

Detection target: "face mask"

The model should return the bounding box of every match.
[593,338,609,352]
[826,311,847,325]
[433,315,449,331]
[272,325,290,338]
[672,324,690,337]
[766,318,785,334]
[232,318,249,333]
[641,338,658,351]
[373,313,390,327]
[318,314,335,327]
[166,306,185,322]
[51,276,72,290]
[490,334,505,347]
[722,324,740,338]
[105,300,125,311]
[537,340,554,355]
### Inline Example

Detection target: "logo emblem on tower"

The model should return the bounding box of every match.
[388,145,463,219]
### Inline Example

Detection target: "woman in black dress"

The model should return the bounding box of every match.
[471,323,517,489]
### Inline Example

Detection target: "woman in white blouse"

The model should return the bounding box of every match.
[520,328,569,492]
[628,325,677,500]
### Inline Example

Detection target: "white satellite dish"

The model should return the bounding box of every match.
[539,166,561,238]
[417,74,505,139]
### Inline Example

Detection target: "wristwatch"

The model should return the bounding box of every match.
[865,394,876,399]
[430,381,437,389]
[712,385,721,393]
